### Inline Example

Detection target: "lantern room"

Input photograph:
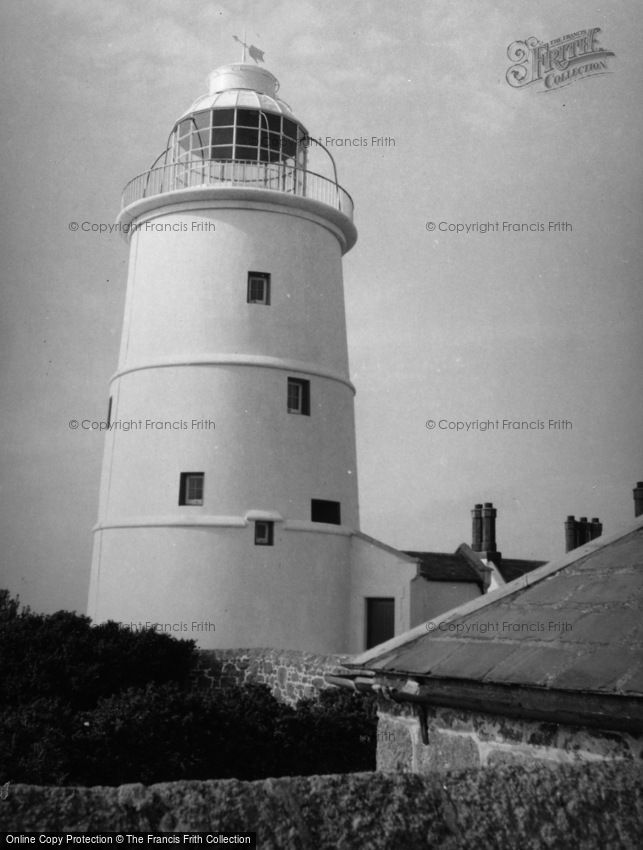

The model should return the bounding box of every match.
[119,61,354,231]
[168,63,308,168]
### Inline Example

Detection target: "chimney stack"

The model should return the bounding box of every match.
[471,502,501,566]
[564,515,602,552]
[634,482,643,518]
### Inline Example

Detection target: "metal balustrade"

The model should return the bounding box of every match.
[121,159,354,220]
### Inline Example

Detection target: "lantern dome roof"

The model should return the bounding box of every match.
[179,63,299,124]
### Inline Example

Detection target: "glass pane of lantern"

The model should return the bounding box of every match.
[212,108,235,126]
[236,108,259,127]
[236,127,258,147]
[193,111,210,130]
[211,145,233,160]
[212,127,234,145]
[283,118,297,140]
[265,112,281,132]
[236,145,258,160]
[192,112,211,146]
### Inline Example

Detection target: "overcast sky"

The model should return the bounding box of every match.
[2,0,642,615]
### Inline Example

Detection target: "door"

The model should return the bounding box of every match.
[365,597,395,649]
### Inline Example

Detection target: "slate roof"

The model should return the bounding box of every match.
[404,545,543,587]
[350,520,643,700]
[497,558,547,583]
[404,547,487,586]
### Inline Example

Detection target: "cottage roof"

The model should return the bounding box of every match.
[496,557,548,583]
[342,519,643,727]
[405,544,544,586]
[404,547,488,586]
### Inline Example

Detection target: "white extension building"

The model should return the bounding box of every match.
[88,61,420,654]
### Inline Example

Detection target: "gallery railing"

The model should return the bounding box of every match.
[121,159,354,220]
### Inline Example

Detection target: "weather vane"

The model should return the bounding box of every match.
[233,33,265,64]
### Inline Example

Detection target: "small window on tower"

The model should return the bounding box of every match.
[311,499,341,525]
[106,396,113,428]
[287,378,310,415]
[247,272,270,305]
[179,472,204,506]
[254,521,274,546]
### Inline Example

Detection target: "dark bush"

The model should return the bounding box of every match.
[71,682,293,786]
[0,591,377,785]
[70,683,375,785]
[0,592,197,711]
[281,687,377,775]
[0,699,76,785]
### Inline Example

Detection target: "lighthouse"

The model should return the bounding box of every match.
[87,60,370,652]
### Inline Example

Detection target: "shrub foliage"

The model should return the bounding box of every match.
[0,591,376,785]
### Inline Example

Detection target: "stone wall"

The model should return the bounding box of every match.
[2,764,642,847]
[195,648,348,705]
[376,699,643,772]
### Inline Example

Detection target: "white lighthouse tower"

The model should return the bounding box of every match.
[88,60,367,652]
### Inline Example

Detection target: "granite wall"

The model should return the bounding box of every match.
[376,700,643,772]
[2,764,642,848]
[194,648,348,705]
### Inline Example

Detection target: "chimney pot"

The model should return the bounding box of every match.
[577,517,590,546]
[564,516,577,552]
[471,504,483,551]
[634,482,643,518]
[481,502,497,552]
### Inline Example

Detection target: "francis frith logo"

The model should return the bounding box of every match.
[506,28,614,92]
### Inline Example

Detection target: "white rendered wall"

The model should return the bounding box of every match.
[89,192,360,653]
[90,525,352,652]
[117,203,353,375]
[409,577,481,628]
[347,533,418,653]
[95,365,358,525]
